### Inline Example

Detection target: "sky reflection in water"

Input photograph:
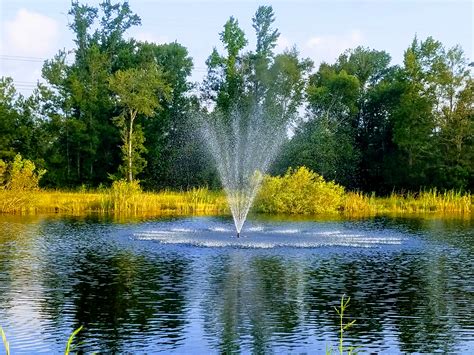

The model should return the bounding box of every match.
[0,214,473,353]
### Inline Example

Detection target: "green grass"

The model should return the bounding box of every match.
[65,326,83,355]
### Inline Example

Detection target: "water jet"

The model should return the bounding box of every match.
[201,104,286,237]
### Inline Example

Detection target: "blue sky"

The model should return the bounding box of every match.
[1,0,472,94]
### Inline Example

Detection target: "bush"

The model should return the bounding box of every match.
[254,166,345,214]
[0,154,46,213]
[0,154,45,191]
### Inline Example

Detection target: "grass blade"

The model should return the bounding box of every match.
[65,325,83,355]
[0,326,10,355]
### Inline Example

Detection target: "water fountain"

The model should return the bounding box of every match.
[201,104,286,237]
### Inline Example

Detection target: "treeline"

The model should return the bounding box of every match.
[0,1,472,194]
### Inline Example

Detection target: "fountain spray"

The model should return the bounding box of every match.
[201,104,286,237]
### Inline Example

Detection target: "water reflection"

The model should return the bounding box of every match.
[0,214,472,353]
[66,251,189,353]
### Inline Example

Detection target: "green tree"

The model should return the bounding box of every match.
[201,6,312,194]
[39,1,141,186]
[109,64,171,181]
[250,5,280,101]
[279,46,401,191]
[0,77,21,160]
[202,16,248,113]
[0,154,45,191]
[278,62,360,186]
[0,77,48,169]
[389,37,473,190]
[134,42,200,189]
[202,6,311,131]
[433,46,473,189]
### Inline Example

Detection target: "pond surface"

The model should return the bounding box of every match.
[0,214,473,353]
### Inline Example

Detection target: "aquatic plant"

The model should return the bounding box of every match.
[326,294,358,355]
[65,326,83,355]
[0,325,82,355]
[1,326,9,355]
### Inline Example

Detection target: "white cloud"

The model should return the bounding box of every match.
[304,30,365,65]
[2,9,59,57]
[132,31,169,44]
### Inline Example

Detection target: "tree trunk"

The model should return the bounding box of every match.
[128,109,137,182]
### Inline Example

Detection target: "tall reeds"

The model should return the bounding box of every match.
[0,170,471,216]
[0,185,228,215]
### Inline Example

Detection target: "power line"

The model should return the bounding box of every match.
[1,54,209,69]
[0,55,46,63]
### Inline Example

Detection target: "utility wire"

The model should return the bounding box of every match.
[1,54,209,70]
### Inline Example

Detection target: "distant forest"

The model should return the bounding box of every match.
[1,2,472,193]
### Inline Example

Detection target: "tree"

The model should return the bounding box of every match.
[250,5,280,101]
[201,16,248,113]
[108,64,171,181]
[38,1,142,186]
[134,42,200,189]
[0,77,21,160]
[434,46,473,189]
[278,63,360,186]
[201,5,313,194]
[389,37,473,190]
[202,6,311,128]
[0,77,47,168]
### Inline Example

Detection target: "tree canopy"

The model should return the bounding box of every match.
[0,2,472,193]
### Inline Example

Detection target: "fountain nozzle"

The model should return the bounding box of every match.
[237,232,240,238]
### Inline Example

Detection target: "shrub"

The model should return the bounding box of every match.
[0,154,45,191]
[0,154,46,213]
[255,166,345,214]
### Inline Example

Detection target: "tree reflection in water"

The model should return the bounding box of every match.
[0,215,472,353]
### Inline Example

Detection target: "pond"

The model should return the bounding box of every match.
[0,214,473,353]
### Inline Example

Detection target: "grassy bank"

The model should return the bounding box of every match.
[254,167,472,215]
[0,169,471,216]
[0,185,228,215]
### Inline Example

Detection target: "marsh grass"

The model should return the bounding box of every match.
[0,186,470,216]
[343,189,471,215]
[0,168,471,216]
[255,168,471,216]
[0,185,228,215]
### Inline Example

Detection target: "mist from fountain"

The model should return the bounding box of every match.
[201,104,286,236]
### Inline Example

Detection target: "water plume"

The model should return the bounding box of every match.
[201,104,286,236]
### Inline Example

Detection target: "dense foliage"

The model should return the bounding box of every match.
[255,167,345,214]
[0,1,472,194]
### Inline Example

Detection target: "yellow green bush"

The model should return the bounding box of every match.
[0,154,46,213]
[0,154,45,191]
[254,166,345,214]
